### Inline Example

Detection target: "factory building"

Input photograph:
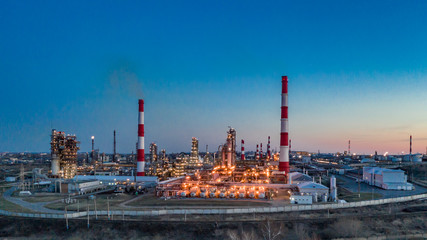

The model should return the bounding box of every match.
[290,195,313,205]
[68,180,106,195]
[50,129,80,179]
[188,137,201,167]
[150,143,158,163]
[73,175,158,191]
[296,182,329,202]
[402,154,423,163]
[363,167,414,190]
[172,157,187,177]
[287,172,313,184]
[220,128,237,167]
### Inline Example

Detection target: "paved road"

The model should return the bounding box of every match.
[336,175,427,198]
[3,187,64,214]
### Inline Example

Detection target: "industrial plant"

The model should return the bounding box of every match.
[1,76,426,238]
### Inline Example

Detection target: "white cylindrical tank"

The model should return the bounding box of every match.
[219,192,226,198]
[51,155,60,176]
[229,193,235,198]
[322,194,328,202]
[180,191,187,197]
[239,192,245,198]
[190,192,196,197]
[200,192,206,198]
[258,193,265,199]
[249,192,255,199]
[210,192,216,198]
[331,176,336,188]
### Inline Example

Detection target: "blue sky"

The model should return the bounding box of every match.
[1,1,427,154]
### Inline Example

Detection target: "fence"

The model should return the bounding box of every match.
[1,193,426,219]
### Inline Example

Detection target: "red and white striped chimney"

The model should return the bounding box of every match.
[241,139,245,160]
[279,76,290,175]
[267,136,271,160]
[256,144,259,160]
[137,99,145,176]
[260,143,263,159]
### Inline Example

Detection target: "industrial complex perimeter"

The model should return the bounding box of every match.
[1,76,427,238]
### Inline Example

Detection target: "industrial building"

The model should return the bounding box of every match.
[288,172,313,184]
[296,182,329,201]
[50,129,80,179]
[68,180,106,195]
[188,137,201,168]
[363,167,414,190]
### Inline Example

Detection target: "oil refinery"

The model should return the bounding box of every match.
[2,76,424,206]
[0,75,426,240]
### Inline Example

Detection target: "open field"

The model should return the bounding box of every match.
[126,195,272,208]
[23,195,64,203]
[44,193,272,211]
[0,196,34,213]
[45,193,135,211]
[338,187,382,202]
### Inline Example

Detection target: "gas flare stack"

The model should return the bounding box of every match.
[137,99,145,176]
[279,76,290,176]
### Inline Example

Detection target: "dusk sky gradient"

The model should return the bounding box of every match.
[1,1,427,154]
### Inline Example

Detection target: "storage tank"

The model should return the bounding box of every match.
[229,192,235,198]
[313,193,318,203]
[238,192,245,198]
[200,192,207,198]
[258,192,265,199]
[180,191,187,197]
[190,192,197,197]
[219,192,226,198]
[322,194,328,202]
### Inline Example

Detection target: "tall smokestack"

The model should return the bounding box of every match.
[279,76,290,175]
[260,143,263,159]
[241,139,245,160]
[267,136,271,160]
[91,136,95,164]
[113,130,116,162]
[137,99,145,176]
[348,140,351,155]
[256,144,259,160]
[410,135,412,162]
[289,139,292,155]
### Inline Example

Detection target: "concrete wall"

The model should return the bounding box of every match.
[1,193,426,219]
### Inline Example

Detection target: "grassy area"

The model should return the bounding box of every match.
[340,193,383,202]
[45,193,135,211]
[24,195,63,203]
[45,192,272,211]
[127,195,271,208]
[0,196,34,213]
[338,187,382,202]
